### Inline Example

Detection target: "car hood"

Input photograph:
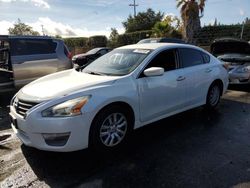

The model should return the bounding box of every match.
[217,54,250,63]
[211,40,250,57]
[18,69,118,102]
[73,53,93,60]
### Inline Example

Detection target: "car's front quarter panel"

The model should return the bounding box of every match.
[81,77,140,128]
[9,76,139,151]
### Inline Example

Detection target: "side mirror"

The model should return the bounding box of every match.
[143,67,164,77]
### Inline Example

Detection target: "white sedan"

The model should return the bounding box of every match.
[9,43,228,152]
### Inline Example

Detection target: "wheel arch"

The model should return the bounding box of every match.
[99,101,135,122]
[210,79,224,96]
[88,101,136,148]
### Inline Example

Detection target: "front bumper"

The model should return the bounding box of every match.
[229,72,250,84]
[10,105,92,152]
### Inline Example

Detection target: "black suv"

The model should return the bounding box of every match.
[72,47,112,67]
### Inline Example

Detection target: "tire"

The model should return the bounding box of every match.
[205,83,221,110]
[89,105,133,152]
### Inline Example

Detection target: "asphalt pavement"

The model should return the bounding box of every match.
[0,86,249,188]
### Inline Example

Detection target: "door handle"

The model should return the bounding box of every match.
[205,68,212,73]
[176,76,186,81]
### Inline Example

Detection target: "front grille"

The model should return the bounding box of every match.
[14,99,38,118]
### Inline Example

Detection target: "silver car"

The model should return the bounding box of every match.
[0,35,72,92]
[211,38,250,84]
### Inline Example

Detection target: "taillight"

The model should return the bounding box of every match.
[67,52,73,59]
[222,63,229,70]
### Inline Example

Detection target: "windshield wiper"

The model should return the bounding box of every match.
[84,71,105,76]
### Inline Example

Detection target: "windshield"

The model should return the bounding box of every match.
[83,48,151,76]
[86,48,101,55]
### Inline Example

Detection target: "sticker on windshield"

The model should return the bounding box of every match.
[133,49,150,54]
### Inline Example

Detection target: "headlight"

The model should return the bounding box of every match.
[42,96,91,117]
[236,64,250,73]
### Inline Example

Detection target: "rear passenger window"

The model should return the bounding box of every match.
[98,49,107,55]
[179,48,204,68]
[201,52,210,63]
[11,39,57,56]
[145,49,177,72]
[64,45,69,56]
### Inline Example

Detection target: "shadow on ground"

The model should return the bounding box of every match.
[0,91,16,131]
[21,94,250,188]
[228,84,250,92]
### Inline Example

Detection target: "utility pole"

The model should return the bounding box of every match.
[41,24,45,36]
[129,0,138,17]
[240,18,246,39]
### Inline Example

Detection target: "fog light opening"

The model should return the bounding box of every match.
[42,132,70,147]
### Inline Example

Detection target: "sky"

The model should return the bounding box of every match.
[0,0,249,37]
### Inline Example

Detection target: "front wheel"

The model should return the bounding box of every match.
[89,105,133,152]
[205,83,221,109]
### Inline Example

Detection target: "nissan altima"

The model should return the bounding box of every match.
[9,43,228,152]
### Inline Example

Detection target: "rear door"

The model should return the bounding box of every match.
[178,48,213,107]
[0,37,14,91]
[10,38,58,87]
[0,36,10,70]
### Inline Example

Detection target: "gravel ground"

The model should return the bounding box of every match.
[0,86,249,188]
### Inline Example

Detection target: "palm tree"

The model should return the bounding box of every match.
[176,0,206,44]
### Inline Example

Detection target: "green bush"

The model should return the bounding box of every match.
[87,35,108,48]
[63,37,88,49]
[63,36,108,54]
[114,30,153,47]
[194,25,250,46]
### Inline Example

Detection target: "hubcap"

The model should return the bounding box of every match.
[209,85,220,106]
[99,113,127,147]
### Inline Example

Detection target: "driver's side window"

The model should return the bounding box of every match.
[145,49,177,72]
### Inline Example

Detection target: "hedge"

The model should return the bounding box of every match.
[194,25,250,46]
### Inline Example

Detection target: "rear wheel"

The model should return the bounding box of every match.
[89,105,133,152]
[205,83,221,109]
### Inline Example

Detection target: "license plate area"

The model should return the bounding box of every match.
[9,114,18,129]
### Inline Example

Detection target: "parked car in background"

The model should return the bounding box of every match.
[72,47,112,68]
[10,43,228,152]
[211,38,250,84]
[0,35,72,93]
[137,38,187,44]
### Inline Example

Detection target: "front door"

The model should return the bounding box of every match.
[137,49,187,122]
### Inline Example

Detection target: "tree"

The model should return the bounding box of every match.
[108,28,119,47]
[123,8,164,33]
[152,15,182,38]
[245,17,250,25]
[214,18,218,26]
[176,0,206,43]
[55,35,62,39]
[8,19,40,36]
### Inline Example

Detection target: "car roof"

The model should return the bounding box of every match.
[118,43,199,51]
[9,35,52,39]
[138,38,186,44]
[0,35,56,40]
[91,47,112,50]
